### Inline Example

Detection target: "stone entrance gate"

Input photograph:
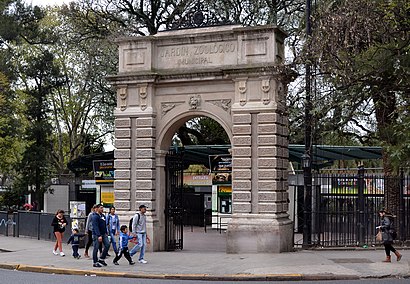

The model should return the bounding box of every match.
[108,25,295,253]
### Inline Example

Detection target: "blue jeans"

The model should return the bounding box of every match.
[129,233,146,261]
[71,244,79,257]
[92,234,109,264]
[109,229,118,254]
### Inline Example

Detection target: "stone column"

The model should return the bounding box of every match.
[227,76,293,253]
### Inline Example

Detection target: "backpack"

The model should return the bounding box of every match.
[128,212,140,233]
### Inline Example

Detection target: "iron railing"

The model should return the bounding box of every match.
[293,168,410,247]
[0,211,72,242]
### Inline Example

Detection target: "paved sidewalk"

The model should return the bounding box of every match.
[0,234,408,281]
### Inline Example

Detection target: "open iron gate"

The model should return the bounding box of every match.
[165,149,184,251]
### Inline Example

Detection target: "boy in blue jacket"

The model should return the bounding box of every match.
[67,228,85,259]
[112,225,135,265]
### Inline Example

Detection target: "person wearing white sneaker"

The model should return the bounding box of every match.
[130,205,150,264]
[51,209,67,256]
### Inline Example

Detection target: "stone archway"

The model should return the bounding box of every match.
[108,25,295,253]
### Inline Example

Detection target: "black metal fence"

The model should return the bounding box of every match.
[0,211,72,242]
[293,168,410,247]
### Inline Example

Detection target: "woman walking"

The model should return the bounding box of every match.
[377,209,402,262]
[84,205,98,258]
[106,206,120,256]
[51,209,68,256]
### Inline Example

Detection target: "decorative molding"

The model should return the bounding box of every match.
[261,79,270,105]
[139,85,148,111]
[161,103,176,116]
[168,0,234,30]
[188,94,201,110]
[238,80,247,106]
[119,87,128,111]
[208,99,231,113]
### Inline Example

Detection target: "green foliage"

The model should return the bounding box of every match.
[306,0,410,168]
[177,117,230,146]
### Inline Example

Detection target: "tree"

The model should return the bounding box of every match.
[307,0,410,214]
[39,6,117,174]
[0,0,49,208]
[17,49,62,209]
[177,117,230,146]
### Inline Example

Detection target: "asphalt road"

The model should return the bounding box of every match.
[1,269,408,284]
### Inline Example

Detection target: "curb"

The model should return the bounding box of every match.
[0,263,361,281]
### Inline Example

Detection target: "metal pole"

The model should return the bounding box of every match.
[357,165,365,246]
[303,0,313,248]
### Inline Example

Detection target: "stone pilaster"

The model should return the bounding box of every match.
[114,118,132,212]
[135,117,156,211]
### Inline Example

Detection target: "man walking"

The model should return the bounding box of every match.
[91,204,110,267]
[130,204,150,264]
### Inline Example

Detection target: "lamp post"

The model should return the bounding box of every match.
[302,153,312,247]
[303,0,313,248]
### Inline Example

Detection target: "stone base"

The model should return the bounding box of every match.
[226,213,293,253]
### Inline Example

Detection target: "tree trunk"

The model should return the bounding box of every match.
[373,91,400,217]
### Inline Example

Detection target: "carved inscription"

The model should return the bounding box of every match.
[159,42,236,66]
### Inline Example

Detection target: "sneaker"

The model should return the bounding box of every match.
[129,261,135,265]
[106,253,111,257]
[138,259,147,264]
[98,259,107,266]
[76,255,81,259]
[52,250,58,256]
[93,263,102,268]
[113,261,119,265]
[60,252,65,257]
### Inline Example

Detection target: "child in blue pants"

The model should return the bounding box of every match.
[67,228,85,259]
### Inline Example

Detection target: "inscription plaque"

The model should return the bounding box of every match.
[157,41,237,68]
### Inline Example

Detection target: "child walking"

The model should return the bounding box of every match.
[112,225,135,265]
[67,228,85,259]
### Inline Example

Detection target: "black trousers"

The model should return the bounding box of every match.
[384,243,396,256]
[113,247,133,263]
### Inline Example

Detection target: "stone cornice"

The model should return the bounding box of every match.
[107,63,296,85]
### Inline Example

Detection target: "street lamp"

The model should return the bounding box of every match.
[301,154,311,169]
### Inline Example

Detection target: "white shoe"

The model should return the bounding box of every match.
[138,259,147,264]
[60,252,65,257]
[52,250,58,255]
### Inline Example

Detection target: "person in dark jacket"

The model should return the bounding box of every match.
[67,228,85,259]
[51,209,68,257]
[112,225,135,265]
[377,210,402,262]
[91,204,110,267]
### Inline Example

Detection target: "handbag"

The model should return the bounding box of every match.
[376,230,382,242]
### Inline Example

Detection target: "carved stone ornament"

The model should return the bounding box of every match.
[162,103,176,115]
[261,79,271,105]
[119,87,127,111]
[188,94,201,110]
[139,85,148,111]
[168,0,234,30]
[209,99,231,113]
[238,80,247,106]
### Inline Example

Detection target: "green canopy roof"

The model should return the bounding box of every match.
[68,145,382,174]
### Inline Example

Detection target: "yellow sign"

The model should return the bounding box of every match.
[219,186,232,193]
[101,192,114,204]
